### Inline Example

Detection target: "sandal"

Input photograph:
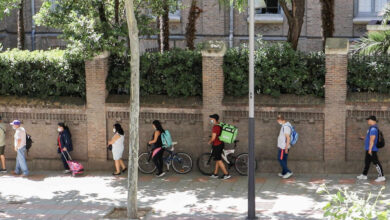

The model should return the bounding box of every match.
[121,168,127,173]
[112,172,121,176]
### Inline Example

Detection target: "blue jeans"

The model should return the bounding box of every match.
[278,148,291,175]
[15,146,29,175]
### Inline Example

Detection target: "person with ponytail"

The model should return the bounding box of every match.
[108,123,127,175]
[148,120,165,177]
[57,122,73,174]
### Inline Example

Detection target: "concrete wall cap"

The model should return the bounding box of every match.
[201,41,227,57]
[325,38,349,55]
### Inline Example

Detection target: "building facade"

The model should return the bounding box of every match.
[0,0,389,52]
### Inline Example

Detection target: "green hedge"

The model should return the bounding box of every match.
[107,48,202,97]
[223,42,326,97]
[0,49,85,98]
[348,55,390,93]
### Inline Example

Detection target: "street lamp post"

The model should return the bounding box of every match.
[248,0,256,219]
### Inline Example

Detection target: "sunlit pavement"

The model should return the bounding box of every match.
[0,171,389,220]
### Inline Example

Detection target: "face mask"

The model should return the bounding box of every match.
[58,128,62,132]
[113,128,116,133]
[12,126,16,130]
[210,119,214,125]
[278,122,283,125]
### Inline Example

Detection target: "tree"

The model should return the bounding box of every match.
[220,0,305,50]
[147,0,180,52]
[279,0,305,50]
[0,0,19,21]
[354,3,390,55]
[124,0,140,218]
[320,0,335,48]
[185,0,203,50]
[34,0,154,58]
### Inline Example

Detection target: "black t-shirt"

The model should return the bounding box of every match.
[151,131,162,148]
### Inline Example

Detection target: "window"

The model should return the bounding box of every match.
[356,0,390,17]
[255,0,280,14]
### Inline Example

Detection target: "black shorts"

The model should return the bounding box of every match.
[211,143,224,161]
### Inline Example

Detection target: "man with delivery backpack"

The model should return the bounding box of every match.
[208,114,238,180]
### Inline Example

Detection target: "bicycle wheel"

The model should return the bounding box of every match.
[138,152,156,174]
[197,153,216,176]
[172,152,193,174]
[235,153,257,176]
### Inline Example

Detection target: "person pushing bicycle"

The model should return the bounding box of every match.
[208,114,231,180]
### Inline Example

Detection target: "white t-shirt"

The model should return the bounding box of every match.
[14,127,26,149]
[277,122,292,149]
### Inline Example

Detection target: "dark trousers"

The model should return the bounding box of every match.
[363,150,384,177]
[278,148,291,175]
[60,152,70,170]
[153,148,164,174]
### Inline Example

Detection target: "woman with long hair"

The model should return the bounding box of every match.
[148,120,165,177]
[108,123,127,175]
[57,122,73,174]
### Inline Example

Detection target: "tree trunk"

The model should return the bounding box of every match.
[114,0,120,24]
[279,0,305,50]
[158,16,164,53]
[162,0,170,51]
[124,0,140,219]
[320,0,334,49]
[185,0,202,50]
[17,0,25,50]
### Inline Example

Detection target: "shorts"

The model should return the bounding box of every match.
[0,145,4,155]
[211,143,224,161]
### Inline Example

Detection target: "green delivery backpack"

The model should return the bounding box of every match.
[218,123,238,144]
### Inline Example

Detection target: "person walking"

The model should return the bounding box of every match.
[57,123,73,174]
[108,123,127,176]
[276,115,293,179]
[10,120,28,176]
[208,114,231,180]
[148,120,165,177]
[0,116,7,173]
[357,116,385,182]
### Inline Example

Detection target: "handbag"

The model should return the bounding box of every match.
[107,145,112,151]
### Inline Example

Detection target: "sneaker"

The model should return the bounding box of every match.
[63,170,71,174]
[0,169,7,173]
[220,174,232,180]
[210,174,219,179]
[282,172,293,179]
[278,173,283,177]
[375,176,386,182]
[157,172,166,178]
[357,174,368,180]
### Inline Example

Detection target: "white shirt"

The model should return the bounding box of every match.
[14,127,26,149]
[277,122,292,149]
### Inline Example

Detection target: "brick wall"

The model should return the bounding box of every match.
[2,39,390,174]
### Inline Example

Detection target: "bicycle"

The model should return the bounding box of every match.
[138,142,193,174]
[197,140,258,176]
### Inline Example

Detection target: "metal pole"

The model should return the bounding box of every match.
[229,2,234,48]
[248,0,256,219]
[31,0,35,51]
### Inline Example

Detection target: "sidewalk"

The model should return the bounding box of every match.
[0,171,388,219]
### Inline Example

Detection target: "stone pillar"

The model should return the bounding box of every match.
[201,41,227,145]
[324,38,349,172]
[85,52,109,162]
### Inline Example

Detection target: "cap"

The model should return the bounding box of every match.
[10,120,21,126]
[366,115,377,121]
[209,114,219,121]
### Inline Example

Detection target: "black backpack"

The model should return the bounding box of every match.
[26,134,33,152]
[377,129,385,148]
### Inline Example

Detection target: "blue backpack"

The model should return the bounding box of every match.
[284,125,299,146]
[161,130,173,149]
